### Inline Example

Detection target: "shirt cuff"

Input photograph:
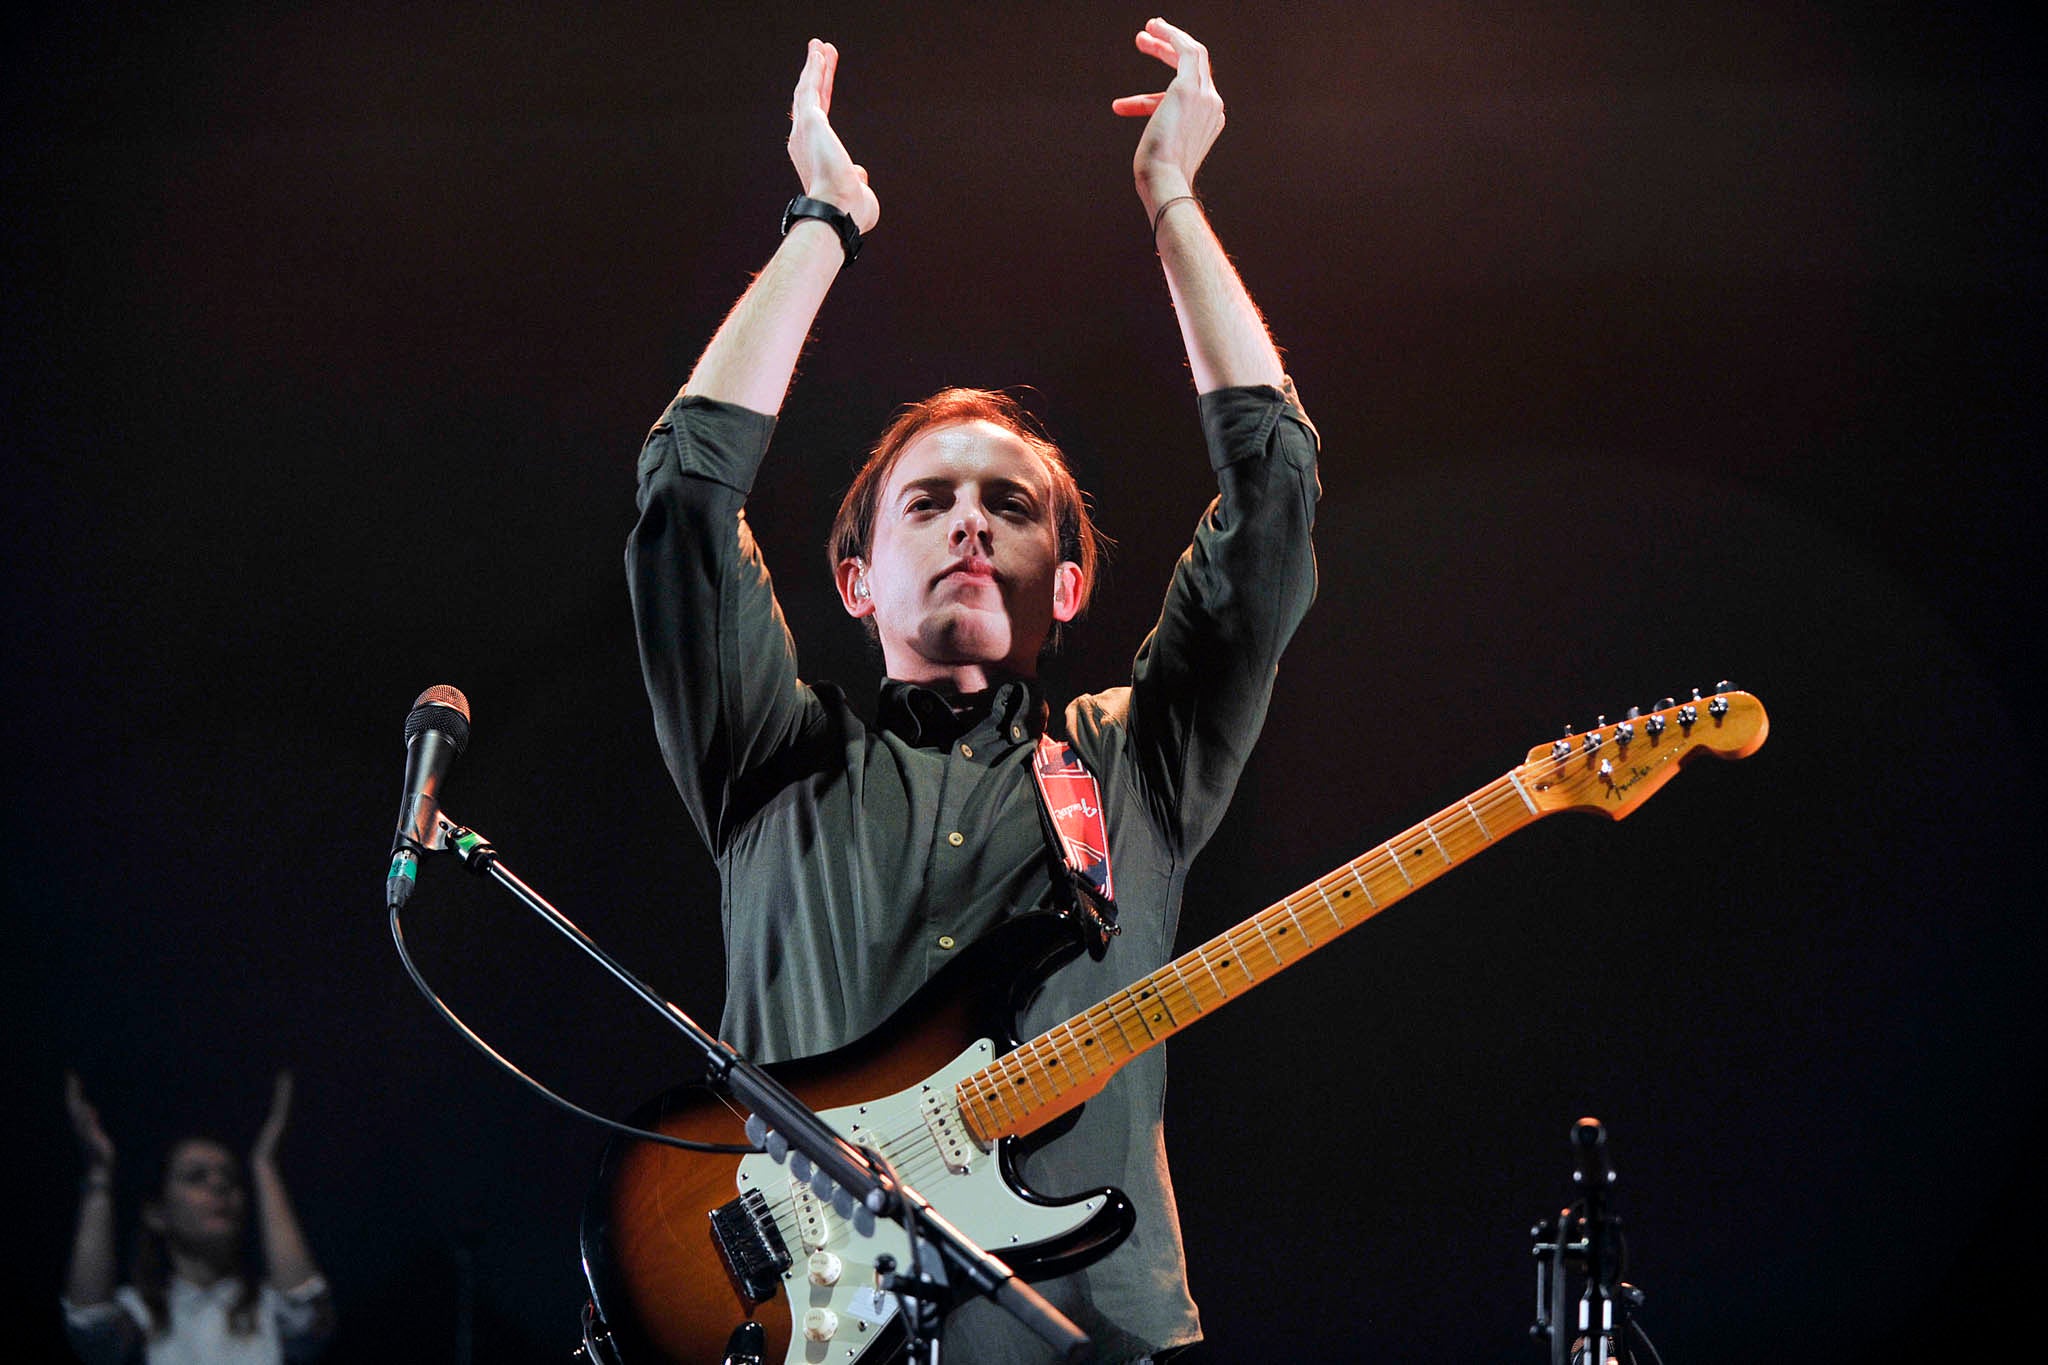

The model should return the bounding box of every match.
[638,393,779,496]
[61,1295,145,1334]
[1197,379,1320,472]
[270,1274,332,1331]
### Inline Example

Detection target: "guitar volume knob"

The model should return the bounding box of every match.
[807,1250,844,1287]
[802,1307,840,1342]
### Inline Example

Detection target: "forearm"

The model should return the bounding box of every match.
[1150,190,1285,395]
[251,1158,321,1292]
[682,222,847,415]
[64,1168,118,1305]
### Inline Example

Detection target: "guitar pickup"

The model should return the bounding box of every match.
[921,1086,979,1174]
[708,1187,791,1306]
[789,1177,828,1251]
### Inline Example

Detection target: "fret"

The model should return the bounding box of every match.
[1168,959,1206,1014]
[1133,979,1177,1032]
[1106,997,1145,1051]
[1311,880,1345,929]
[1279,898,1316,947]
[1506,770,1538,815]
[1197,948,1231,1000]
[1248,915,1287,969]
[1014,1046,1055,1104]
[1421,816,1451,864]
[1125,986,1164,1038]
[1347,862,1378,908]
[1388,843,1414,887]
[1057,1020,1095,1077]
[1064,1023,1097,1080]
[1462,797,1492,840]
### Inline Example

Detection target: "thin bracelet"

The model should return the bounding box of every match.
[1151,194,1200,239]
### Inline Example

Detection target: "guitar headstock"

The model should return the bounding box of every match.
[1517,685,1768,819]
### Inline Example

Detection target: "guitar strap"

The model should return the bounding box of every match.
[1030,731,1121,957]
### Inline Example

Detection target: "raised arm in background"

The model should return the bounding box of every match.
[248,1071,323,1295]
[63,1071,119,1308]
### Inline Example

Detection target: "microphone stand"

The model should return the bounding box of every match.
[412,814,1091,1365]
[1529,1118,1643,1365]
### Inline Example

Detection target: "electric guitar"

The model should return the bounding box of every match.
[581,688,1769,1364]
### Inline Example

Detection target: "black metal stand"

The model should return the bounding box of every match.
[1530,1118,1651,1365]
[408,814,1090,1364]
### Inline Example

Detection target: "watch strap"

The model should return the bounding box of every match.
[781,195,862,266]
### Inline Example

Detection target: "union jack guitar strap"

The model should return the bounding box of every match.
[1031,732,1119,950]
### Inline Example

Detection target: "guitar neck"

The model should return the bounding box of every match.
[956,766,1548,1143]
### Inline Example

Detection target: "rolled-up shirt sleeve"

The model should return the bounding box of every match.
[627,394,829,856]
[61,1295,143,1365]
[1123,380,1322,858]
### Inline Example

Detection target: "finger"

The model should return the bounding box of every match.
[795,39,823,110]
[1147,18,1211,89]
[819,40,837,116]
[1110,93,1166,117]
[853,164,869,184]
[1134,29,1178,69]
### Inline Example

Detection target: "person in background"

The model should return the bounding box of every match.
[62,1071,335,1365]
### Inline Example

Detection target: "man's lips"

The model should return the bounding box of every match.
[937,561,998,585]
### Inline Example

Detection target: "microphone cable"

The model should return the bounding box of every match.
[389,902,758,1156]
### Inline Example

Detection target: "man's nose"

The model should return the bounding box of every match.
[951,503,990,546]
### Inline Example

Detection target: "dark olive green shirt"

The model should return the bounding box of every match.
[627,385,1319,1362]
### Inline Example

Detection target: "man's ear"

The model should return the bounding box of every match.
[1051,560,1085,624]
[835,557,875,618]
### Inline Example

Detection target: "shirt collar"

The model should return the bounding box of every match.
[877,677,1047,750]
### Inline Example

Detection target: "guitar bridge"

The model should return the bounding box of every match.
[708,1188,791,1305]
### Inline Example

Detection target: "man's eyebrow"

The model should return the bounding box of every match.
[894,473,1045,501]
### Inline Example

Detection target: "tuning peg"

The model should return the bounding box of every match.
[1715,679,1732,692]
[1655,697,1675,710]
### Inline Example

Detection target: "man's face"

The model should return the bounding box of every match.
[840,419,1082,688]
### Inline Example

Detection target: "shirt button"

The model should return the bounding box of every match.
[937,935,956,950]
[1010,725,1024,742]
[959,742,974,758]
[946,831,965,847]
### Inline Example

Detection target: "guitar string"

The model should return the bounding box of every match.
[782,773,1540,1178]
[960,774,1543,1135]
[745,754,1646,1250]
[749,782,1524,1239]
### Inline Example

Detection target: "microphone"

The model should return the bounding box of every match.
[386,685,471,910]
[1572,1116,1614,1204]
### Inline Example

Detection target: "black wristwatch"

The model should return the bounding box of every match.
[781,195,862,266]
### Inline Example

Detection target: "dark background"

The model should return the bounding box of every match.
[6,3,2042,1362]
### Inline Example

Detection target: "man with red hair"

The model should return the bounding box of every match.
[628,19,1319,1361]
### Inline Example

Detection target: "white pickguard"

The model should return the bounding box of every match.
[735,1039,1106,1365]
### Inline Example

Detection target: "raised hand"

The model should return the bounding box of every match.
[1111,17,1226,215]
[64,1071,116,1171]
[252,1069,293,1169]
[788,39,880,233]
